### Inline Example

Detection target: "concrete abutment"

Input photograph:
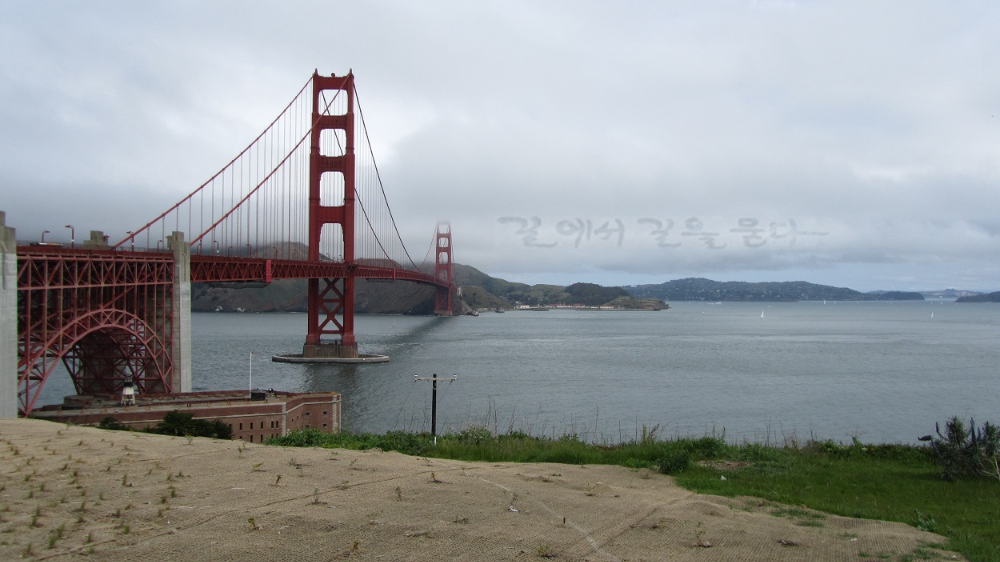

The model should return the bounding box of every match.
[168,231,192,393]
[0,212,17,419]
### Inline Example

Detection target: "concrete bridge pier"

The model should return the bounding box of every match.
[168,231,192,393]
[0,212,16,418]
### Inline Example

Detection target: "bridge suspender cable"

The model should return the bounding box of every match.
[355,86,422,271]
[112,75,314,249]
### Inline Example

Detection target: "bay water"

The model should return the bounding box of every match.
[36,300,999,444]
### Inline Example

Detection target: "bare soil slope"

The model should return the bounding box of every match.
[0,419,959,561]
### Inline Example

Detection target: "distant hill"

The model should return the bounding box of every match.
[191,268,925,313]
[920,289,982,299]
[956,291,1000,303]
[452,265,656,309]
[626,278,924,302]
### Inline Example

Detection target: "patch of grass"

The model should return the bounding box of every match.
[675,444,998,562]
[267,428,729,469]
[536,542,556,558]
[770,506,827,527]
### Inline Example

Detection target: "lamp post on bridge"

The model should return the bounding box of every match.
[65,224,74,248]
[126,231,134,252]
[41,230,49,243]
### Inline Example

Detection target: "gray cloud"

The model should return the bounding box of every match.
[2,1,998,291]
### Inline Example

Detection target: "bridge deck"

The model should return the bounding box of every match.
[15,247,444,288]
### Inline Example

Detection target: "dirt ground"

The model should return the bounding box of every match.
[0,419,962,561]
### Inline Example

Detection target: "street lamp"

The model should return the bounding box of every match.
[65,225,75,248]
[41,230,50,243]
[126,231,134,252]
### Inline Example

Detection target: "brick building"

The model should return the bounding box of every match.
[31,390,340,442]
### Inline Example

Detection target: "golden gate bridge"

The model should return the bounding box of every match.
[0,71,456,417]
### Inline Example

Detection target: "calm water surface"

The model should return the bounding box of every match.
[37,301,999,443]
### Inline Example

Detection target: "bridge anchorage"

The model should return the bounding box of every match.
[2,70,457,417]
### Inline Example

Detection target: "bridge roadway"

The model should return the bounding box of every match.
[15,245,444,288]
[190,255,442,286]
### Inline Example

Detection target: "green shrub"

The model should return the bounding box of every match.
[686,436,726,460]
[378,431,429,455]
[657,450,691,475]
[454,425,493,444]
[149,411,232,440]
[930,416,1000,481]
[266,428,331,447]
[808,438,931,462]
[98,416,128,431]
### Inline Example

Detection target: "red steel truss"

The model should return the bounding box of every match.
[189,257,441,284]
[17,248,174,415]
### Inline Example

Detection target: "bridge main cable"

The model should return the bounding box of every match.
[112,75,314,251]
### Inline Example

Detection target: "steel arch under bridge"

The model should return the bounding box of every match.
[13,235,190,416]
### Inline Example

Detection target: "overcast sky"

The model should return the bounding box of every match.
[2,1,998,291]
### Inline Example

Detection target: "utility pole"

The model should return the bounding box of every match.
[414,374,457,444]
[248,352,254,398]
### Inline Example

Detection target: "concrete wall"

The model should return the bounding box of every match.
[168,232,192,393]
[0,211,17,418]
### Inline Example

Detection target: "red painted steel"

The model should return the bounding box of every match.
[189,256,440,284]
[434,223,455,316]
[16,249,174,415]
[307,71,357,351]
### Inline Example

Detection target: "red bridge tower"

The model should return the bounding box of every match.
[304,71,357,359]
[434,223,454,316]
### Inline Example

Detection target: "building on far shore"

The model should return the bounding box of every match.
[31,390,340,443]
